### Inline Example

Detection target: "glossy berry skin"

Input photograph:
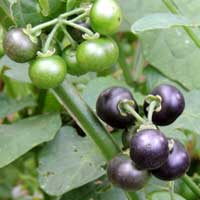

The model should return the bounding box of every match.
[152,139,190,181]
[144,84,185,126]
[107,154,149,191]
[29,55,67,89]
[130,129,169,170]
[76,37,119,72]
[90,0,122,35]
[62,47,84,76]
[96,87,139,129]
[3,28,39,63]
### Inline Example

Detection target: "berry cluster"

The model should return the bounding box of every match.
[96,84,190,191]
[2,0,122,89]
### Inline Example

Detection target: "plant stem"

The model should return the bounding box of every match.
[121,102,146,124]
[52,80,121,160]
[62,20,94,36]
[60,8,85,18]
[133,42,145,82]
[34,89,47,114]
[60,25,77,48]
[162,0,200,48]
[169,181,175,200]
[70,12,88,23]
[182,175,200,197]
[43,24,60,53]
[147,101,157,123]
[118,43,134,86]
[31,8,85,34]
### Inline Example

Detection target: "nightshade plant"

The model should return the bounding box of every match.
[0,0,200,200]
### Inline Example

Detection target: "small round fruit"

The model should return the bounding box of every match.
[96,87,139,129]
[3,28,39,63]
[152,139,190,181]
[144,84,185,126]
[29,55,67,89]
[90,0,122,35]
[62,47,84,75]
[107,154,149,191]
[76,37,119,72]
[130,129,169,170]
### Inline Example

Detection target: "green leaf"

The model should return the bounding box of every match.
[0,0,15,29]
[66,0,76,11]
[120,0,200,90]
[119,0,166,31]
[38,0,50,16]
[0,113,61,168]
[61,178,127,200]
[10,0,65,26]
[167,90,200,135]
[132,13,199,34]
[0,94,36,118]
[38,126,105,196]
[82,76,144,111]
[144,66,184,92]
[0,56,31,83]
[148,191,186,200]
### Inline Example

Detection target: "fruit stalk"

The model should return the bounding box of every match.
[120,101,145,124]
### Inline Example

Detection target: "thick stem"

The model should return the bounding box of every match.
[182,175,200,197]
[162,0,200,48]
[52,80,121,160]
[147,101,157,123]
[43,24,60,53]
[62,20,94,36]
[120,101,146,124]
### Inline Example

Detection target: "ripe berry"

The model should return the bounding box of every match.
[144,84,185,126]
[152,139,190,181]
[96,87,139,129]
[107,154,150,191]
[130,129,169,170]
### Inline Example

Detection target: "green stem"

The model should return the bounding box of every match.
[43,23,60,53]
[169,181,175,200]
[147,101,157,123]
[70,12,88,23]
[31,8,85,34]
[162,0,200,48]
[52,80,121,160]
[133,42,145,82]
[120,101,146,124]
[182,175,200,197]
[31,18,58,34]
[62,20,94,36]
[60,8,85,18]
[60,25,77,48]
[118,43,135,86]
[34,89,47,114]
